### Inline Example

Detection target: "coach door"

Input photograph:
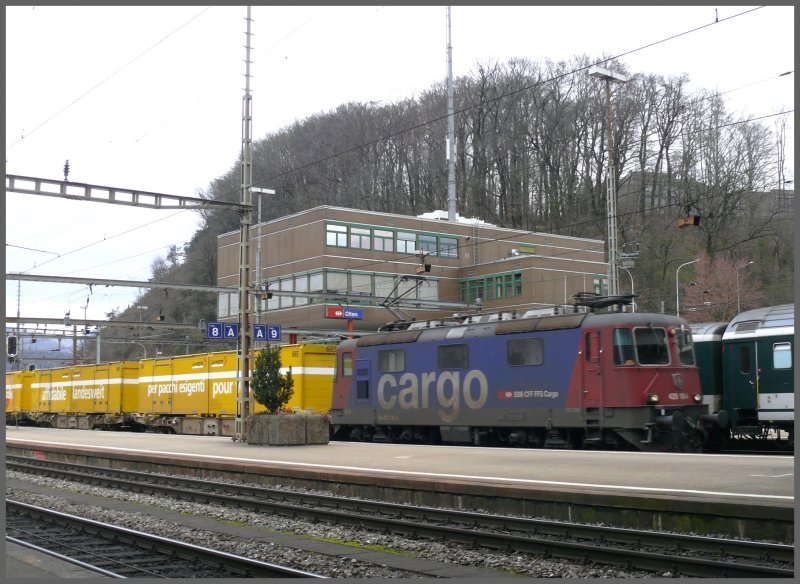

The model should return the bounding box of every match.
[581,330,603,407]
[725,341,759,420]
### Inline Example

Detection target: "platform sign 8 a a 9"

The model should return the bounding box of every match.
[253,324,281,342]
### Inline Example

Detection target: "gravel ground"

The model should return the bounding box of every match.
[7,469,661,578]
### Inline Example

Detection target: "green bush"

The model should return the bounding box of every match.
[251,346,294,413]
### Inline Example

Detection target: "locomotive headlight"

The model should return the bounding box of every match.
[646,393,660,404]
[693,393,703,404]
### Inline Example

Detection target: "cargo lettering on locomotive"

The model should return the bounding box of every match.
[377,369,489,422]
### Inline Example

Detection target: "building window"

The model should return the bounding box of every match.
[373,229,394,252]
[439,236,458,258]
[418,279,438,301]
[294,274,309,306]
[419,234,438,255]
[397,231,417,254]
[309,271,324,292]
[326,271,348,294]
[459,271,523,303]
[350,226,371,249]
[279,277,293,308]
[351,272,372,297]
[326,223,348,247]
[375,275,396,300]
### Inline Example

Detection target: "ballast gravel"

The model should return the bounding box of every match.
[7,470,659,578]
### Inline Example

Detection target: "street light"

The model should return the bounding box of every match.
[735,260,754,313]
[619,266,635,313]
[251,187,276,324]
[589,65,629,297]
[675,259,699,317]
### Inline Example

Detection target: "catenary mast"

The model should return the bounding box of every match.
[446,6,456,222]
[234,6,254,442]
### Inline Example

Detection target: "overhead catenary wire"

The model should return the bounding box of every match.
[5,6,791,323]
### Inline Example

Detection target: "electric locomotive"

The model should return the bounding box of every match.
[331,300,726,452]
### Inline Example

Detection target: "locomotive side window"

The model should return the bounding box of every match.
[341,353,353,377]
[675,328,696,366]
[613,329,636,365]
[773,342,791,369]
[633,328,669,365]
[585,332,600,363]
[378,349,405,373]
[739,346,751,373]
[507,338,543,366]
[438,344,468,369]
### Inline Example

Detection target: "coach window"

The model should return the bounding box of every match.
[773,342,792,369]
[613,328,636,365]
[507,338,543,366]
[378,349,405,373]
[438,344,469,369]
[633,327,669,365]
[739,346,751,373]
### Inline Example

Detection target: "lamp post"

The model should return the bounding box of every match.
[619,266,635,313]
[252,187,275,326]
[589,65,629,297]
[675,259,699,317]
[735,260,754,313]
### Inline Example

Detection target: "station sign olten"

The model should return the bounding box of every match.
[325,306,363,320]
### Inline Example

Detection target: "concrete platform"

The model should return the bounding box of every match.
[5,426,793,505]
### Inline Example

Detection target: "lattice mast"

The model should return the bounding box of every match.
[235,6,254,442]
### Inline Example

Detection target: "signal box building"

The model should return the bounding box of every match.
[216,206,608,339]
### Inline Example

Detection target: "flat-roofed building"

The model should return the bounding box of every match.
[217,206,608,338]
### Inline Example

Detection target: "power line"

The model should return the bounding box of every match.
[6,7,213,152]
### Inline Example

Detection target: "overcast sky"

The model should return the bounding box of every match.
[5,5,794,331]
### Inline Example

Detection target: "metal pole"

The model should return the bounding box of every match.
[604,79,620,297]
[589,66,627,297]
[735,261,754,313]
[675,259,699,317]
[619,266,635,312]
[446,6,456,222]
[235,6,254,442]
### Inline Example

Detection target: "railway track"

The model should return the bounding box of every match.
[7,455,794,578]
[6,500,325,578]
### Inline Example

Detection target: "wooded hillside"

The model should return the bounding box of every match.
[107,54,793,359]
